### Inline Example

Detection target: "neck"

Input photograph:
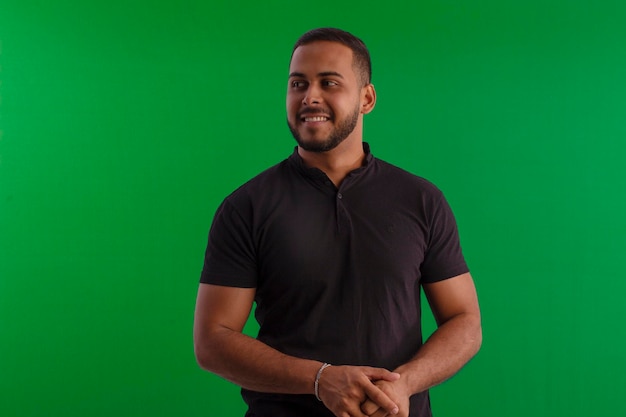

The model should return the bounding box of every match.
[297,136,365,187]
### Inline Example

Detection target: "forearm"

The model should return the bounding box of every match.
[395,311,482,395]
[195,326,321,394]
[194,284,401,417]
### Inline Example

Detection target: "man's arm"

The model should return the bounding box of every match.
[361,272,482,417]
[193,283,401,417]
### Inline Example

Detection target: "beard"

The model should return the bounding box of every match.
[287,104,360,153]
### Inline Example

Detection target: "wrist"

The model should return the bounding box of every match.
[314,363,332,401]
[393,364,424,396]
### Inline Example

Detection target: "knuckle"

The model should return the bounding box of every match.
[339,397,351,409]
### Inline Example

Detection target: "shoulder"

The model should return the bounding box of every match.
[222,158,293,207]
[214,159,297,218]
[371,157,444,200]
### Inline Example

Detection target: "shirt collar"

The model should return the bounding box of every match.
[288,142,374,181]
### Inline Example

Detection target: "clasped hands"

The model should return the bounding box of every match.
[317,365,410,417]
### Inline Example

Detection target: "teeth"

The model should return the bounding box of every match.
[304,116,328,122]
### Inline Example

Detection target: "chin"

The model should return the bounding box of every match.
[297,140,330,152]
[297,136,347,153]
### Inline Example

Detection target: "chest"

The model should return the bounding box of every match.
[252,187,430,295]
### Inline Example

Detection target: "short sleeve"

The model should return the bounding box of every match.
[420,194,469,283]
[200,198,258,288]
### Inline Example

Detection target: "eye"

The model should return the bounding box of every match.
[291,80,307,89]
[322,80,338,87]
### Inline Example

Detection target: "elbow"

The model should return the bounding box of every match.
[195,342,225,374]
[453,311,482,359]
[193,330,220,373]
[470,316,483,357]
[474,327,483,356]
[194,322,243,376]
[194,343,212,371]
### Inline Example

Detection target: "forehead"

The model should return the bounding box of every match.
[289,41,355,77]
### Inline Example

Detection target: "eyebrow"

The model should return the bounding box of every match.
[288,71,345,79]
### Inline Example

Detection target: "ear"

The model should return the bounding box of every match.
[360,83,376,114]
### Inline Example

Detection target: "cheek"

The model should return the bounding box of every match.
[286,97,300,119]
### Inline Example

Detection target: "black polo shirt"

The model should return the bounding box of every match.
[201,143,468,417]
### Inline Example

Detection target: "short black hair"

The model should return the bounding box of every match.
[292,28,372,87]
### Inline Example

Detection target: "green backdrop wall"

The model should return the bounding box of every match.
[1,1,625,416]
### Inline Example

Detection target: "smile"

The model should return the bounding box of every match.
[302,116,329,122]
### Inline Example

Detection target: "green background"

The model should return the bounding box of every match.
[1,1,625,416]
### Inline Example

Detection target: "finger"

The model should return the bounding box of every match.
[342,404,370,417]
[363,384,399,415]
[362,367,401,382]
[364,405,391,417]
[360,399,380,415]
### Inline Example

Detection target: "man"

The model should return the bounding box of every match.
[194,28,481,417]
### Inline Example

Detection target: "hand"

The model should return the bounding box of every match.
[317,365,401,417]
[360,377,411,417]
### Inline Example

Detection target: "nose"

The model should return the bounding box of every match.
[303,83,321,106]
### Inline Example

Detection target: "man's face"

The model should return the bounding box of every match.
[286,41,364,153]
